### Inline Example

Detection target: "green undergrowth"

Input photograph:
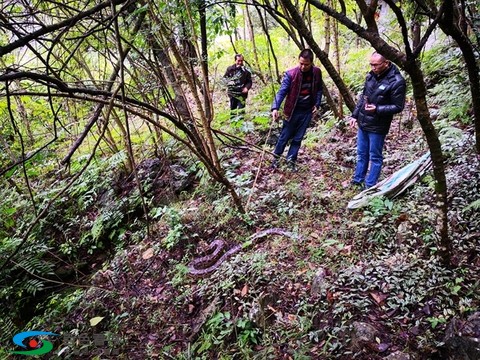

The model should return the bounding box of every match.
[9,125,477,359]
[1,42,479,359]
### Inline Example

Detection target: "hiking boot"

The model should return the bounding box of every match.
[350,181,365,190]
[286,160,298,172]
[270,158,280,169]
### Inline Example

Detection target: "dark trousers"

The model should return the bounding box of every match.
[274,109,312,162]
[229,95,246,121]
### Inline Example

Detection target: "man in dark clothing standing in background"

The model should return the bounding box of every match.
[348,52,406,189]
[224,54,252,121]
[271,49,323,172]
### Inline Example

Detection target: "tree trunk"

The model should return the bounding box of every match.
[279,0,356,112]
[306,0,451,265]
[433,0,480,154]
[255,5,281,83]
[245,0,263,77]
[405,60,451,265]
[322,83,341,119]
[199,0,212,121]
[332,7,343,118]
[278,0,304,47]
[324,1,331,54]
[411,20,421,49]
[150,12,245,213]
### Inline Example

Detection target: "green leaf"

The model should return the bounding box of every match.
[89,316,104,327]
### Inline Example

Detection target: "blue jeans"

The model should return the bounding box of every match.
[274,109,312,162]
[352,127,386,188]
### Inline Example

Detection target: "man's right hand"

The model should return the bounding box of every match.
[347,116,357,128]
[272,109,279,121]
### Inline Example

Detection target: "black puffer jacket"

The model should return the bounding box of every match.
[224,65,252,98]
[352,64,406,135]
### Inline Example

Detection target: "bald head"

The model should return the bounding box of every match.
[369,52,390,75]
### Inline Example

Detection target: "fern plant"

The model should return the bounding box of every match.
[0,239,54,332]
[0,316,17,344]
[465,199,480,212]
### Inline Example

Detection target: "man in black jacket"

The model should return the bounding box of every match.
[348,52,406,189]
[223,54,252,121]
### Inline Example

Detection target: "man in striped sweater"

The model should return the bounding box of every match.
[271,49,323,172]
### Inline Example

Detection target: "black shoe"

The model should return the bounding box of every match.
[270,158,280,169]
[350,181,365,190]
[286,160,297,172]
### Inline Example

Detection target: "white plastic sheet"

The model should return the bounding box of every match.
[347,152,432,209]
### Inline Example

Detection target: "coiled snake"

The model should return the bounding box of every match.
[187,228,301,276]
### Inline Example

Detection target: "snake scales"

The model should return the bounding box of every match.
[187,228,301,276]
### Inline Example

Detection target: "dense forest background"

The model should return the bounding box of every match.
[1,0,479,359]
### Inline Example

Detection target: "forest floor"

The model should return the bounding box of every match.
[40,111,480,359]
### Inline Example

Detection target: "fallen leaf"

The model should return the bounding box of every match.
[377,343,390,352]
[422,303,432,315]
[326,290,335,303]
[142,248,154,259]
[241,284,248,297]
[410,326,420,335]
[340,245,353,255]
[90,316,104,327]
[267,305,277,313]
[296,268,308,275]
[147,334,159,341]
[370,291,388,305]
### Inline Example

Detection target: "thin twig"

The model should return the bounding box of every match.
[5,82,38,214]
[245,117,277,212]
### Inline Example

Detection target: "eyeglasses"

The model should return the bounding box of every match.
[370,62,385,68]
